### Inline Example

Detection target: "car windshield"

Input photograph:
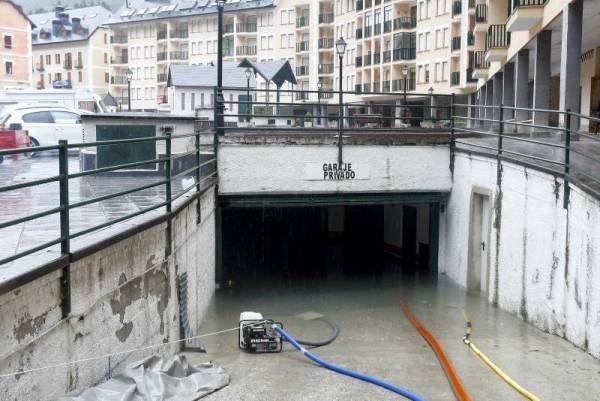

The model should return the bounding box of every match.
[0,110,10,124]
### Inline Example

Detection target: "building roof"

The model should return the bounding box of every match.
[108,0,275,25]
[238,58,297,87]
[167,62,257,88]
[1,0,35,27]
[30,6,112,45]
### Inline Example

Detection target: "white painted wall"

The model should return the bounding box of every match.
[441,152,600,358]
[218,145,452,194]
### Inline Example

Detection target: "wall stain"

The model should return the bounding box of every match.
[520,227,528,321]
[13,312,47,342]
[564,211,570,287]
[143,264,171,335]
[553,178,561,203]
[492,173,503,307]
[109,273,142,343]
[584,239,593,351]
[547,253,558,300]
[67,366,78,392]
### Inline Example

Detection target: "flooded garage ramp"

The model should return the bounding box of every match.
[219,193,442,286]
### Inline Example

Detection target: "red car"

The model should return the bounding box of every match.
[0,128,30,164]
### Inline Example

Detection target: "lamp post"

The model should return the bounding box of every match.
[245,67,252,122]
[317,79,323,126]
[125,67,133,111]
[428,86,434,120]
[216,0,226,134]
[335,37,347,165]
[401,65,408,124]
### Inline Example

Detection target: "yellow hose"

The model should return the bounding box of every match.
[461,310,540,401]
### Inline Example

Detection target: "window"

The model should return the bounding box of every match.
[281,34,287,48]
[181,92,186,111]
[443,28,449,47]
[281,10,288,25]
[55,73,62,81]
[200,93,204,108]
[55,54,60,64]
[46,55,51,65]
[104,53,108,64]
[424,64,430,83]
[67,72,71,82]
[191,93,195,110]
[104,33,107,44]
[51,111,80,124]
[4,35,12,49]
[425,32,431,50]
[22,111,54,123]
[4,61,12,75]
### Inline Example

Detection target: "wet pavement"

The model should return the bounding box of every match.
[191,273,600,401]
[0,154,210,279]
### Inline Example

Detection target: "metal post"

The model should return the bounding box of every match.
[450,93,455,175]
[216,1,225,136]
[338,54,344,165]
[195,129,202,223]
[58,140,70,317]
[496,104,504,183]
[246,76,250,122]
[165,128,172,213]
[563,110,571,209]
[403,77,407,123]
[127,80,131,112]
[213,86,218,160]
[317,87,322,126]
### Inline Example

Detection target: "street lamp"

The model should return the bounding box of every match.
[335,36,347,164]
[428,86,434,120]
[401,65,408,123]
[216,0,226,134]
[125,67,133,111]
[317,79,323,126]
[245,67,252,122]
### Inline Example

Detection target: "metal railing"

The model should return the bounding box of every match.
[394,16,416,30]
[236,22,257,33]
[383,50,391,63]
[392,78,416,91]
[319,13,334,24]
[356,0,363,11]
[452,0,462,16]
[296,15,309,28]
[111,76,129,85]
[296,65,309,76]
[169,29,189,39]
[318,63,334,74]
[356,28,363,39]
[487,24,510,49]
[318,38,334,49]
[111,35,128,44]
[0,129,216,268]
[452,37,461,51]
[393,47,416,61]
[236,46,257,56]
[473,50,489,69]
[111,55,128,64]
[224,23,234,33]
[296,41,309,52]
[157,30,168,40]
[170,51,189,60]
[364,26,372,37]
[509,0,547,15]
[475,4,487,23]
[451,71,460,86]
[157,73,168,83]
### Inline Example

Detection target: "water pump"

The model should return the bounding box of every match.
[238,311,283,353]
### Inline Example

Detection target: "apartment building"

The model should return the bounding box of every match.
[0,0,34,90]
[29,6,112,94]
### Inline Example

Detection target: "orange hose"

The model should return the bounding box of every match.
[399,298,473,401]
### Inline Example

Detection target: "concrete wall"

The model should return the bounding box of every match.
[441,152,600,358]
[0,188,216,400]
[218,145,452,194]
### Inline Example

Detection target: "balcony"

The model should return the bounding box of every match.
[319,13,334,24]
[474,4,488,32]
[110,76,128,85]
[318,63,334,74]
[472,50,489,79]
[111,35,128,44]
[363,83,371,93]
[157,52,168,61]
[383,20,392,33]
[383,50,391,63]
[295,91,309,101]
[393,47,416,61]
[373,82,380,92]
[296,41,309,52]
[507,0,547,32]
[392,78,415,92]
[157,73,168,83]
[393,16,416,30]
[451,37,461,52]
[236,23,257,33]
[355,56,363,67]
[363,54,372,66]
[296,16,309,28]
[450,71,460,86]
[157,30,167,40]
[319,91,334,99]
[224,23,234,34]
[364,26,372,38]
[373,53,381,64]
[355,84,362,93]
[318,38,334,49]
[382,80,390,93]
[236,46,257,56]
[485,24,510,63]
[35,63,44,71]
[296,65,309,76]
[356,28,363,39]
[452,0,462,17]
[356,0,363,11]
[374,24,381,35]
[170,51,188,60]
[170,30,189,39]
[111,55,128,64]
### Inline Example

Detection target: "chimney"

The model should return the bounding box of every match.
[52,20,62,36]
[55,6,65,17]
[72,17,81,32]
[59,12,69,25]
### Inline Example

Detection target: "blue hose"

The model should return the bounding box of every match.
[273,325,427,401]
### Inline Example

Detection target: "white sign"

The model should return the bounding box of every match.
[304,162,370,181]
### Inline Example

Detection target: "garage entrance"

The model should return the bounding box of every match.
[217,193,443,286]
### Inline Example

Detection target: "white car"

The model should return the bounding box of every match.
[0,104,84,147]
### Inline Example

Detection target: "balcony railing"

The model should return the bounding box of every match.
[319,13,334,24]
[170,30,189,39]
[296,65,309,76]
[295,91,309,101]
[111,35,128,44]
[157,30,167,40]
[383,50,391,63]
[318,38,334,49]
[356,56,363,67]
[487,24,510,49]
[224,48,234,57]
[363,54,372,66]
[157,52,167,61]
[236,23,257,33]
[475,4,487,23]
[224,23,234,34]
[374,23,381,35]
[373,52,381,64]
[169,51,189,60]
[467,31,475,46]
[363,83,371,92]
[382,80,390,92]
[373,82,380,92]
[469,0,476,8]
[509,0,547,15]
[473,50,489,69]
[392,78,416,91]
[364,26,372,37]
[110,76,128,85]
[318,63,334,74]
[452,0,462,16]
[356,0,363,11]
[236,46,257,56]
[451,71,460,86]
[393,16,417,30]
[296,15,310,28]
[355,84,362,93]
[393,47,416,61]
[157,73,168,83]
[296,41,309,52]
[467,68,477,82]
[111,55,128,64]
[451,37,461,51]
[356,28,363,39]
[384,20,392,33]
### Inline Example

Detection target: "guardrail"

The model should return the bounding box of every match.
[0,129,217,268]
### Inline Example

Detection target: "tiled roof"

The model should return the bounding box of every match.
[30,6,112,44]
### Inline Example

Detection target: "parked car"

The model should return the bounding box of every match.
[0,104,83,149]
[52,80,72,89]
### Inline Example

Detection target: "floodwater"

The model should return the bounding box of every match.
[192,270,600,401]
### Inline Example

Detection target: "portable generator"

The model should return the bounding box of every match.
[238,312,283,353]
